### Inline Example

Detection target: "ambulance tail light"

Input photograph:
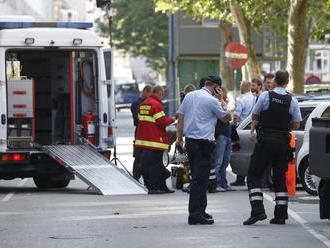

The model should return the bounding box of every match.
[108,126,113,136]
[1,153,26,161]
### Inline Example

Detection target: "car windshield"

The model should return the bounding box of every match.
[117,83,139,93]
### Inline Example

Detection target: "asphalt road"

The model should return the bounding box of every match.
[0,109,329,248]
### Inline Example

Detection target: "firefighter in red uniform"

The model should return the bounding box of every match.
[135,85,175,194]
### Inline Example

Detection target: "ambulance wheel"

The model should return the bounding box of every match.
[33,176,70,189]
[300,160,318,196]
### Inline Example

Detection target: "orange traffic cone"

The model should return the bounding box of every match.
[286,132,296,196]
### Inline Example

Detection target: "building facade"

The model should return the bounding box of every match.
[0,0,53,21]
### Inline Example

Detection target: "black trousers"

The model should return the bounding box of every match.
[319,179,330,219]
[186,138,214,218]
[132,146,143,180]
[140,148,168,191]
[247,133,289,219]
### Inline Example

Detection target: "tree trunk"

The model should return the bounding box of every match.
[219,20,234,91]
[286,0,308,93]
[230,3,261,81]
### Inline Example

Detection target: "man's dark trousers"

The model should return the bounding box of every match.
[247,133,289,219]
[132,146,142,180]
[186,138,213,219]
[140,148,164,190]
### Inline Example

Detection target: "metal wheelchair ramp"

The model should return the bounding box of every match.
[42,145,147,195]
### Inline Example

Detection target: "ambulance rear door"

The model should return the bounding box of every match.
[103,48,116,148]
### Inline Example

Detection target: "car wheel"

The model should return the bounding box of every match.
[163,151,169,167]
[300,160,318,196]
[33,176,70,189]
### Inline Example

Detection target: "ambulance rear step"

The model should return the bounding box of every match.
[41,144,147,195]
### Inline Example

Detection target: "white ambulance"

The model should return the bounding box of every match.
[0,21,117,189]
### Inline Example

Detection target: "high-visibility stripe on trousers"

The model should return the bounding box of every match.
[275,192,288,206]
[209,168,216,180]
[249,188,263,202]
[208,168,217,190]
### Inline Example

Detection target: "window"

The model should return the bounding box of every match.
[293,107,315,131]
[244,122,252,130]
[308,49,330,73]
[321,107,330,118]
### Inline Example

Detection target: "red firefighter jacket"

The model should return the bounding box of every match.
[135,94,174,151]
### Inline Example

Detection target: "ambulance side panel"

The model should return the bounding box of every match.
[0,48,6,151]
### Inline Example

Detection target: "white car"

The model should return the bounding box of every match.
[296,101,330,195]
[230,100,330,195]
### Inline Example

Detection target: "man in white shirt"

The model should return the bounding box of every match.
[231,81,255,186]
[233,81,255,126]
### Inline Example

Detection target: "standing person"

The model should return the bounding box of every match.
[176,76,231,225]
[251,78,271,188]
[130,85,152,180]
[243,70,302,225]
[231,81,255,187]
[263,73,275,91]
[180,84,196,102]
[251,78,263,99]
[198,76,221,193]
[135,85,175,194]
[261,75,276,188]
[211,87,232,192]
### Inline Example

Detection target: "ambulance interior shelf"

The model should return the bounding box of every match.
[5,50,98,148]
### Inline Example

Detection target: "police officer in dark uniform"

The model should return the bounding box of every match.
[243,70,302,225]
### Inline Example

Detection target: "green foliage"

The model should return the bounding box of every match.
[95,17,109,38]
[155,0,230,21]
[308,0,330,43]
[95,0,169,73]
[155,0,329,43]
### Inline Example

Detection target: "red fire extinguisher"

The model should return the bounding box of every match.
[83,110,96,144]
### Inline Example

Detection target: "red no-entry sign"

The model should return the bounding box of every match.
[225,43,249,68]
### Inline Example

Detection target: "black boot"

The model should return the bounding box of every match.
[161,184,175,193]
[202,212,213,219]
[188,216,214,225]
[243,213,267,225]
[270,218,285,224]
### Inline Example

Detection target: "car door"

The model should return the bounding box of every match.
[230,117,256,176]
[293,106,316,155]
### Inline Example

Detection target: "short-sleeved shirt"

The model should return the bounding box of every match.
[233,92,255,125]
[252,87,302,123]
[177,88,228,141]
